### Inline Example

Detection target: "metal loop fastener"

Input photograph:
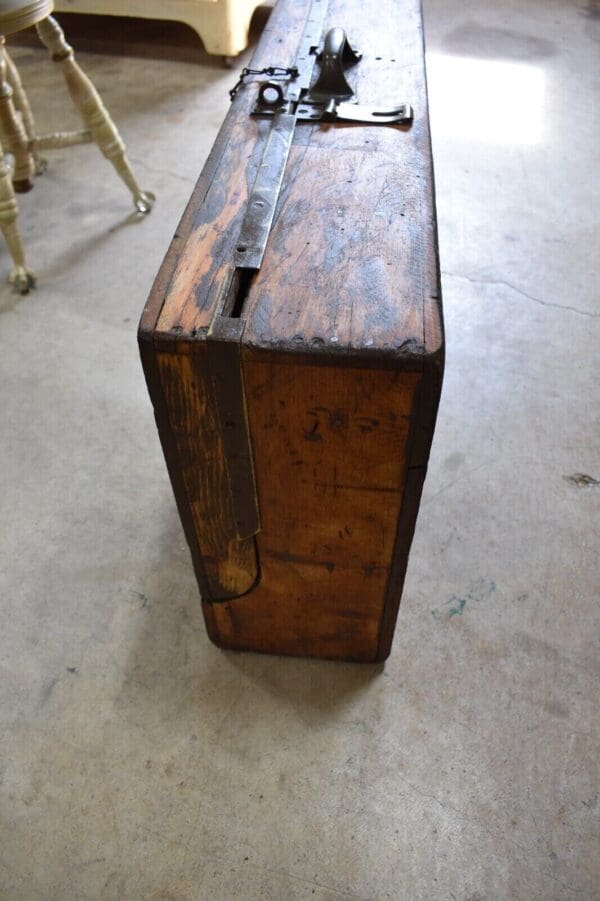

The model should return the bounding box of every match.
[258,81,285,108]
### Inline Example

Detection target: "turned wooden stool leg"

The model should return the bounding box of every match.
[0,37,34,192]
[0,136,35,293]
[35,16,154,214]
[3,46,46,175]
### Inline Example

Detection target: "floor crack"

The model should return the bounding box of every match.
[422,460,497,507]
[129,156,196,186]
[442,271,598,318]
[395,771,541,860]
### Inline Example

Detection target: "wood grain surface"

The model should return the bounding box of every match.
[204,358,421,660]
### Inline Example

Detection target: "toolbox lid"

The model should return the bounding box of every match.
[143,0,443,363]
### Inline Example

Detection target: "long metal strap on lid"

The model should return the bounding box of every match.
[232,0,329,272]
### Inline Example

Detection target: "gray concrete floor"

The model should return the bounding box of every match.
[1,1,598,898]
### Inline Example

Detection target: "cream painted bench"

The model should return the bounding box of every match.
[54,0,266,61]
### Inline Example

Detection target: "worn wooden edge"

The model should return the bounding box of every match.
[420,0,445,356]
[138,117,237,345]
[375,465,427,661]
[138,339,212,599]
[199,614,384,664]
[372,5,445,661]
[136,78,256,605]
[153,330,442,369]
[375,346,444,661]
[242,333,443,361]
[371,4,445,661]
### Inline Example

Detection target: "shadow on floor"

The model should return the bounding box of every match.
[115,506,384,726]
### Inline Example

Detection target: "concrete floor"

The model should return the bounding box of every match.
[1,0,598,898]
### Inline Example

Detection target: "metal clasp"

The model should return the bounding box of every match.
[250,27,413,126]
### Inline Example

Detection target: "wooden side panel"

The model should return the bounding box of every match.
[156,349,257,598]
[377,354,443,658]
[204,354,421,660]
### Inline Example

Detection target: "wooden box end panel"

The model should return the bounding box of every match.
[201,351,434,661]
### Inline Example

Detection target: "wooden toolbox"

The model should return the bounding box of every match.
[139,0,444,661]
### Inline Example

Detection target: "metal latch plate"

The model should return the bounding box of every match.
[252,98,413,125]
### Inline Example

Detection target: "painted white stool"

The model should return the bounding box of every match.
[0,0,154,293]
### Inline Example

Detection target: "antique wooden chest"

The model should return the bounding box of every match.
[139,0,443,661]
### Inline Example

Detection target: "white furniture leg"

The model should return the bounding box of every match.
[3,45,46,174]
[0,135,35,293]
[36,15,155,213]
[0,36,34,191]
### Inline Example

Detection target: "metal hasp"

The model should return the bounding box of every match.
[251,26,413,126]
[227,0,331,275]
[297,98,413,125]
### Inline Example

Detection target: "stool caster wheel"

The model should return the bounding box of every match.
[9,266,36,294]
